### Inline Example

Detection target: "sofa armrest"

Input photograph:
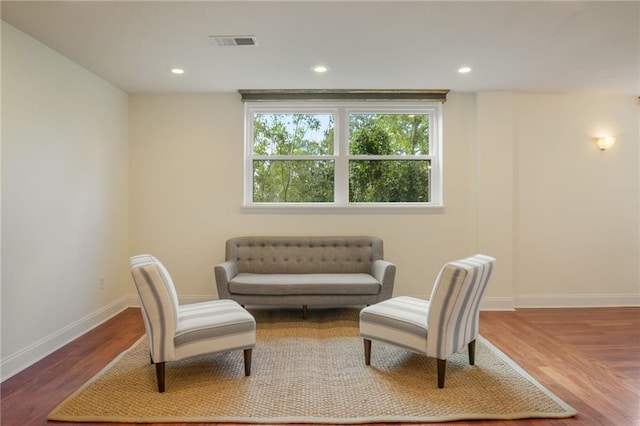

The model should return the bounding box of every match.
[214,260,238,300]
[372,259,396,301]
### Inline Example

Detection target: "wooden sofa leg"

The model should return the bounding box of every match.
[364,339,372,365]
[155,362,166,393]
[244,349,252,376]
[468,339,476,365]
[302,305,308,319]
[437,359,446,389]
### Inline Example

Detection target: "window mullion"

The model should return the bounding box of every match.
[334,107,349,204]
[244,103,255,205]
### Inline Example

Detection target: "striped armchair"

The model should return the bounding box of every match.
[129,254,256,392]
[359,254,495,388]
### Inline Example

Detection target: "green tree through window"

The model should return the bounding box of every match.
[349,114,430,202]
[253,113,334,202]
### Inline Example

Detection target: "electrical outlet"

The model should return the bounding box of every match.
[99,275,105,290]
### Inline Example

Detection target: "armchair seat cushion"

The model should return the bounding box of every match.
[175,299,256,350]
[229,273,381,296]
[360,296,429,354]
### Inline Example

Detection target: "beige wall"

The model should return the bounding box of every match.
[476,92,517,306]
[129,92,639,308]
[515,94,639,305]
[1,22,129,379]
[129,93,478,301]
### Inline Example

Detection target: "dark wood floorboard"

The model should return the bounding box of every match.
[1,307,638,426]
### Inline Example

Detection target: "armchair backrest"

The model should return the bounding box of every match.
[129,254,180,362]
[426,254,495,359]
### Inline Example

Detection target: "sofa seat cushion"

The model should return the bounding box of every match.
[228,273,381,296]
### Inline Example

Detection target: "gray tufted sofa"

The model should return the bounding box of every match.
[214,236,396,318]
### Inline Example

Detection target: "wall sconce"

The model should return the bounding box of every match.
[595,136,615,151]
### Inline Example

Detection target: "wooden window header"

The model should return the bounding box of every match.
[239,89,449,103]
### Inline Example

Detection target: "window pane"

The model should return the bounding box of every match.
[349,160,430,202]
[349,113,429,155]
[253,160,334,202]
[253,113,334,155]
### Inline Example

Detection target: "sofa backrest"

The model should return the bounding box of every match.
[226,236,383,274]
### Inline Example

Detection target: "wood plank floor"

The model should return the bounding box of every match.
[1,307,638,426]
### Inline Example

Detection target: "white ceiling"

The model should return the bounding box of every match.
[2,1,638,95]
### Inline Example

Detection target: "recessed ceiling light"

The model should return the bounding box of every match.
[458,66,472,74]
[313,65,328,73]
[171,68,185,75]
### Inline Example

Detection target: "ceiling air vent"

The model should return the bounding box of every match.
[210,35,257,47]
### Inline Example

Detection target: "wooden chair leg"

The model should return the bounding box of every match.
[149,351,154,364]
[302,304,308,319]
[436,359,446,389]
[364,339,372,365]
[243,348,252,376]
[155,361,166,393]
[468,339,476,365]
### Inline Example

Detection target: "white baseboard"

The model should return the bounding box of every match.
[481,297,516,311]
[122,293,140,306]
[1,295,133,382]
[382,293,640,310]
[515,293,640,308]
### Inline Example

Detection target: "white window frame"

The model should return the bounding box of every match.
[243,101,443,213]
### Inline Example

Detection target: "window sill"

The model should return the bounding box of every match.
[241,203,445,214]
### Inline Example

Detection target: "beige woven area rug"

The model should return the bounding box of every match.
[49,308,576,423]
